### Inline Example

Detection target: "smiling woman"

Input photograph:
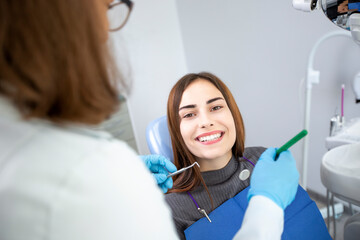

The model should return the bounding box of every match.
[165,72,266,239]
[178,79,237,172]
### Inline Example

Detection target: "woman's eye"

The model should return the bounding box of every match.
[211,106,222,111]
[183,113,195,118]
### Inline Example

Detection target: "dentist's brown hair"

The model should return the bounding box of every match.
[0,0,125,124]
[167,72,245,199]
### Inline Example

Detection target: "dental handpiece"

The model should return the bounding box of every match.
[167,162,200,178]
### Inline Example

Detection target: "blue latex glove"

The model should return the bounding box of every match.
[140,154,177,193]
[247,148,299,209]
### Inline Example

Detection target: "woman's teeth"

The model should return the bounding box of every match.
[199,133,222,142]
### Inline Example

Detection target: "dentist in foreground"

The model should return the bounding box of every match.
[0,0,298,239]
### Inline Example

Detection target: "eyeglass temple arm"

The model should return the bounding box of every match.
[121,0,133,8]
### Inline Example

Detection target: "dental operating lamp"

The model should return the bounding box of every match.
[293,0,360,189]
[293,0,360,45]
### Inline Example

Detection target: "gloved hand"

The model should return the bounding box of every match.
[140,154,177,193]
[247,148,299,209]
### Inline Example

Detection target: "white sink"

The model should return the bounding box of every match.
[321,142,360,204]
[325,118,360,150]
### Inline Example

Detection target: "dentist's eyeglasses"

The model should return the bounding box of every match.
[108,0,134,32]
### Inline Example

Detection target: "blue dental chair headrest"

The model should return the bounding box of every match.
[145,115,174,162]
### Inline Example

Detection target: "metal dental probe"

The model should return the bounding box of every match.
[166,162,200,178]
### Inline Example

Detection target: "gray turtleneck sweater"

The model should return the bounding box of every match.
[165,146,266,240]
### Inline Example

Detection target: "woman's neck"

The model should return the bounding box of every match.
[197,151,233,172]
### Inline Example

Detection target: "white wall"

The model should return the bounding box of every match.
[110,0,188,155]
[176,0,360,195]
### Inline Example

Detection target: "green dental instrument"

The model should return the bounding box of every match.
[275,129,308,159]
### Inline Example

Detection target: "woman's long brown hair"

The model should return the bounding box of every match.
[167,72,245,203]
[0,0,125,124]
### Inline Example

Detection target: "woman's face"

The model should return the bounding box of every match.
[178,79,236,171]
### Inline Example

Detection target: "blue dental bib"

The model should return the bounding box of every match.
[184,186,331,240]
